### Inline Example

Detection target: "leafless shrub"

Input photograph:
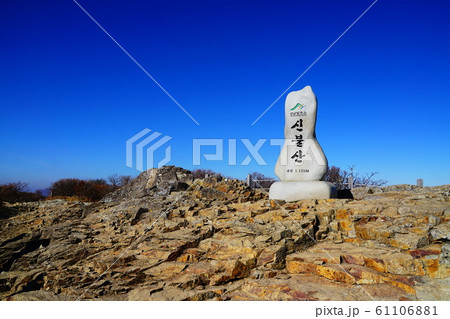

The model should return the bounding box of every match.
[192,169,220,179]
[324,165,387,190]
[249,172,276,188]
[0,182,44,203]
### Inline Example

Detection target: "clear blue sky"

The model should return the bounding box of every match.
[1,0,449,190]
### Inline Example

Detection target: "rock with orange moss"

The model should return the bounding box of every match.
[0,171,448,301]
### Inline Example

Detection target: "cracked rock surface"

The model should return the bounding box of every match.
[0,167,449,300]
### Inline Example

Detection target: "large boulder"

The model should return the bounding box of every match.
[102,166,193,202]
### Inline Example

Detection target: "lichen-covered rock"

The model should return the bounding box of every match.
[102,166,193,202]
[0,175,448,301]
[431,223,450,241]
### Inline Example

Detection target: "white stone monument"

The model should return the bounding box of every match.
[269,86,336,201]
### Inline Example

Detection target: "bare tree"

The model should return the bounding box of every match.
[0,182,43,203]
[192,169,219,179]
[11,182,28,192]
[108,173,121,188]
[108,174,133,188]
[249,172,276,188]
[119,175,132,186]
[325,165,387,189]
[50,178,111,201]
[347,165,387,187]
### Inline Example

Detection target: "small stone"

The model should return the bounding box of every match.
[430,223,450,241]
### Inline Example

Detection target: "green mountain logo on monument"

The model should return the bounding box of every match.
[290,103,305,111]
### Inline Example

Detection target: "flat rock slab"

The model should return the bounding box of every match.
[269,181,336,201]
[1,179,448,301]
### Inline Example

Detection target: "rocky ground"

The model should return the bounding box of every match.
[0,166,449,301]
